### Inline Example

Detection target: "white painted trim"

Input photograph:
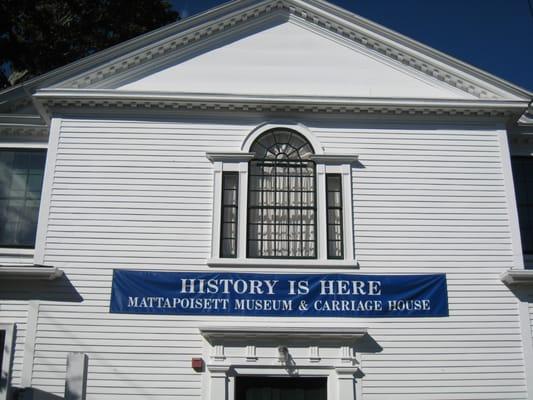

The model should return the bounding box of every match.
[34,118,61,265]
[21,300,39,388]
[206,152,255,162]
[241,122,325,154]
[498,129,525,269]
[34,89,531,111]
[206,258,358,269]
[341,164,355,263]
[0,324,15,400]
[0,266,62,280]
[200,326,367,342]
[0,248,34,256]
[0,143,48,149]
[317,164,327,260]
[497,128,533,399]
[501,270,533,285]
[211,162,223,259]
[237,162,249,259]
[311,154,358,163]
[200,323,366,400]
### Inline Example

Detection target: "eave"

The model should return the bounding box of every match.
[501,269,533,286]
[34,89,529,118]
[0,265,63,280]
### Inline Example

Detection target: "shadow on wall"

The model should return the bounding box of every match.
[0,274,83,303]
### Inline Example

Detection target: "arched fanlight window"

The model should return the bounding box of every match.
[247,129,316,258]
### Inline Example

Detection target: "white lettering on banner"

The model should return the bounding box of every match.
[180,278,279,295]
[388,299,431,311]
[288,280,310,295]
[314,299,383,312]
[234,299,293,311]
[319,280,382,295]
[127,296,229,310]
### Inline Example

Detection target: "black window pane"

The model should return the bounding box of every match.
[326,174,344,259]
[512,157,533,254]
[0,149,46,247]
[220,172,239,258]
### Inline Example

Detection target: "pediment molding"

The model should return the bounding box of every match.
[34,90,528,119]
[55,0,529,102]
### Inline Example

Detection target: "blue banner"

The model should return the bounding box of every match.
[110,270,448,318]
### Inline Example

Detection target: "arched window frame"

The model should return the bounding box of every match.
[207,123,357,268]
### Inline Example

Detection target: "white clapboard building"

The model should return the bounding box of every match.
[1,0,533,399]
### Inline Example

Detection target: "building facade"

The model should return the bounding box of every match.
[1,1,533,399]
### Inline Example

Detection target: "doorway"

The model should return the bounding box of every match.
[235,376,327,400]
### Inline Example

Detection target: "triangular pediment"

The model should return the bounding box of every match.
[115,19,475,100]
[3,0,529,118]
[45,0,528,103]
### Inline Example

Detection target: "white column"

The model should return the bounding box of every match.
[207,364,230,400]
[335,366,358,400]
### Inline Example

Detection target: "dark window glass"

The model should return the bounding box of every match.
[512,157,533,254]
[247,129,316,258]
[0,149,46,247]
[235,377,327,400]
[220,172,238,258]
[0,330,5,373]
[326,174,343,259]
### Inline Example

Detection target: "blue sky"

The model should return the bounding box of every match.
[170,0,533,92]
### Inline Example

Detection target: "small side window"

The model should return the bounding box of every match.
[220,172,239,258]
[326,174,343,259]
[0,149,46,248]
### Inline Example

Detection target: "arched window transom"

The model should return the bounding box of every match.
[247,129,316,258]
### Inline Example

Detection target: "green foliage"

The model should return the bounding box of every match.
[0,0,179,89]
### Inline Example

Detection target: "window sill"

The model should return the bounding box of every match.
[0,247,35,256]
[207,258,359,269]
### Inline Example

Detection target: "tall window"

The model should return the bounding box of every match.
[247,129,316,258]
[220,172,239,258]
[512,157,533,254]
[326,174,344,259]
[0,149,46,247]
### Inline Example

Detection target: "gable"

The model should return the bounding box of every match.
[117,20,475,100]
[3,0,525,121]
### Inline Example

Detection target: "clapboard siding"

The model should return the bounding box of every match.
[29,117,524,399]
[0,299,28,386]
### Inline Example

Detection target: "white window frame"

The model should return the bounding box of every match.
[0,324,15,400]
[206,123,357,268]
[0,142,48,257]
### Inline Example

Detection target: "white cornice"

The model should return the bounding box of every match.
[34,89,529,118]
[501,269,533,286]
[199,325,368,343]
[0,265,63,280]
[206,152,255,162]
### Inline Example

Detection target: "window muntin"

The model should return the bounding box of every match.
[247,130,317,258]
[326,174,344,259]
[512,156,533,254]
[0,149,46,248]
[220,172,239,258]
